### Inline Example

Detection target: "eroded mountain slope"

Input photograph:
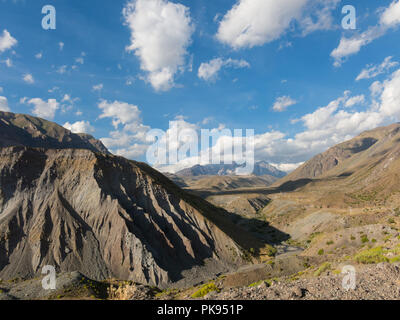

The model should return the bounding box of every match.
[0,146,259,287]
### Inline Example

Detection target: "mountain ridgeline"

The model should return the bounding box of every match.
[0,111,109,154]
[275,123,400,200]
[175,161,286,178]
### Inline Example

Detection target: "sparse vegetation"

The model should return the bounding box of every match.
[314,262,331,276]
[191,282,220,298]
[248,280,265,288]
[266,246,277,257]
[361,235,369,243]
[355,247,389,264]
[108,282,137,300]
[390,256,400,263]
[318,249,324,256]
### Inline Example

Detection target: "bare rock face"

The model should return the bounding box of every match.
[0,146,246,286]
[0,111,109,154]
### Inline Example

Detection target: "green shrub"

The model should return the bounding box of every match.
[317,249,324,256]
[361,235,369,243]
[354,247,389,264]
[266,246,277,257]
[191,283,220,298]
[314,262,331,277]
[326,240,334,245]
[248,281,265,288]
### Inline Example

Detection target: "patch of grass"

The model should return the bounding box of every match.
[354,246,389,264]
[361,235,369,243]
[266,246,277,257]
[326,240,334,245]
[248,280,266,288]
[388,218,395,224]
[371,239,377,243]
[350,235,356,241]
[155,288,179,298]
[309,232,321,240]
[314,262,331,277]
[191,282,220,298]
[317,249,324,256]
[267,260,275,266]
[390,256,400,263]
[384,235,392,242]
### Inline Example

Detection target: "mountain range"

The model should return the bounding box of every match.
[1,111,400,298]
[175,161,286,178]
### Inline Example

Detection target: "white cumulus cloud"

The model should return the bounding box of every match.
[27,98,59,119]
[123,0,194,91]
[344,95,365,107]
[23,73,34,84]
[98,100,151,158]
[216,0,307,49]
[380,0,400,27]
[198,58,250,82]
[331,1,400,66]
[356,56,399,81]
[63,121,94,134]
[0,30,17,53]
[0,96,10,112]
[272,96,297,112]
[92,83,103,91]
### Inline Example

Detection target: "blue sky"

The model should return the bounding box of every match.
[1,0,400,172]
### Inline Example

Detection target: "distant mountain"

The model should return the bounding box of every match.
[175,161,286,178]
[0,111,109,154]
[252,161,286,178]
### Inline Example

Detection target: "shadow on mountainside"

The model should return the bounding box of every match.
[183,178,314,198]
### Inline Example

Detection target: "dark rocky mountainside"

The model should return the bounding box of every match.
[0,111,109,154]
[0,112,262,287]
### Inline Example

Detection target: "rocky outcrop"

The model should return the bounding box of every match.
[0,111,109,154]
[0,146,249,286]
